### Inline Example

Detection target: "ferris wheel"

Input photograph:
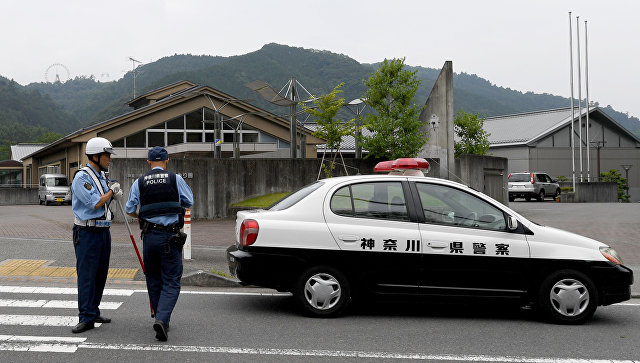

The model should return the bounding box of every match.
[45,63,70,83]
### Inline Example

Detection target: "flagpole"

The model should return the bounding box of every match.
[576,15,583,183]
[569,12,576,190]
[585,20,591,182]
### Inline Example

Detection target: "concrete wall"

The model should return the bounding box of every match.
[109,158,394,219]
[0,188,38,205]
[418,61,455,180]
[455,154,509,205]
[561,182,618,203]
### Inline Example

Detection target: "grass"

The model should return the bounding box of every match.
[231,192,290,208]
[211,269,234,279]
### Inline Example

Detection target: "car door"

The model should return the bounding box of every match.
[324,180,422,294]
[412,181,531,298]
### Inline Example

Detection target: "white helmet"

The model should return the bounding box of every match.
[86,137,115,155]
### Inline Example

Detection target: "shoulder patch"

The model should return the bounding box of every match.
[84,182,92,191]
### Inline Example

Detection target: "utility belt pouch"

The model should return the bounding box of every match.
[169,231,187,249]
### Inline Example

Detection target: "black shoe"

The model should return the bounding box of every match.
[153,320,168,341]
[72,322,95,333]
[95,316,111,323]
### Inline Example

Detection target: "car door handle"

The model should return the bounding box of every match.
[427,241,448,248]
[339,235,359,243]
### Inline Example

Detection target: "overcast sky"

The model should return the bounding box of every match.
[2,0,639,118]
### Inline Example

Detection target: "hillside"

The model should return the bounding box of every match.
[1,43,638,160]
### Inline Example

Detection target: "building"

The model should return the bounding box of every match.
[485,107,640,201]
[20,81,324,186]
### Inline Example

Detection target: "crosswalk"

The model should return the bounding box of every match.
[0,285,133,353]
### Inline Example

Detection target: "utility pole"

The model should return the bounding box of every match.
[129,57,142,98]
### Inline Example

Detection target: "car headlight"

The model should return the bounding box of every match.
[46,191,53,195]
[600,246,623,265]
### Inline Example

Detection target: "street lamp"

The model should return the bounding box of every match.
[344,98,366,159]
[621,164,632,199]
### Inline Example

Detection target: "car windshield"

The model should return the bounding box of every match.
[269,181,324,211]
[45,178,69,187]
[509,174,530,182]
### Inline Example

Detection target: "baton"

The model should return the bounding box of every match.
[115,198,155,318]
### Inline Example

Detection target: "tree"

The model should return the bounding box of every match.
[600,169,630,202]
[454,109,490,158]
[360,58,425,159]
[302,83,355,178]
[35,131,63,144]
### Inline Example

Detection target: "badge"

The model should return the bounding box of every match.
[84,182,92,190]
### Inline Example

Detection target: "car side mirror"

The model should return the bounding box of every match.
[507,215,518,231]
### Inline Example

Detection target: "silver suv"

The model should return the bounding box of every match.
[508,172,560,202]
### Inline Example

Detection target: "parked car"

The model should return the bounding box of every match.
[38,173,71,205]
[508,172,561,202]
[226,158,632,324]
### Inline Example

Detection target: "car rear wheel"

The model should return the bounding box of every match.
[537,190,545,202]
[555,189,561,199]
[538,269,597,324]
[524,195,531,202]
[295,266,351,318]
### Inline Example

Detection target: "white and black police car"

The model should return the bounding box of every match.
[226,158,633,324]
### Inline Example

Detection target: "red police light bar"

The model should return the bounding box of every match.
[373,160,394,172]
[374,158,430,173]
[391,158,429,170]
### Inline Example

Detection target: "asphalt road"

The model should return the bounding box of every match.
[0,286,638,362]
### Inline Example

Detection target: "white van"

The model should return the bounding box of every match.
[38,173,71,205]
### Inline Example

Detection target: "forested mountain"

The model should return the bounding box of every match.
[2,43,639,161]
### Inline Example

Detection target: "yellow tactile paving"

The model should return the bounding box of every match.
[0,259,138,279]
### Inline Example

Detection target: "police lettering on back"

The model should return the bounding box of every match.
[144,173,169,185]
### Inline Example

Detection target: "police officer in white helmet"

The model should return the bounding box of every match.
[71,137,122,333]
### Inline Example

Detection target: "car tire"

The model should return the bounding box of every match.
[537,190,545,202]
[524,195,531,202]
[555,189,561,199]
[508,196,515,202]
[44,199,50,206]
[538,269,597,325]
[39,197,43,205]
[295,266,351,318]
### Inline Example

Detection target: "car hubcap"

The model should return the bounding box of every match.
[304,273,341,310]
[549,278,589,316]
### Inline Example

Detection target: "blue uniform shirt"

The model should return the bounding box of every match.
[125,167,194,226]
[72,163,112,221]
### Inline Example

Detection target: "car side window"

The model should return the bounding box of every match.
[330,182,409,221]
[416,183,507,231]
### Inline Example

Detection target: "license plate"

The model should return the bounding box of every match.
[56,198,63,202]
[514,185,524,189]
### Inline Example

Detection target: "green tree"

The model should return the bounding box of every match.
[302,83,355,178]
[35,131,63,144]
[454,109,491,158]
[360,58,425,159]
[600,169,630,202]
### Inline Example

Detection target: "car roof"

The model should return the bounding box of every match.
[318,174,474,190]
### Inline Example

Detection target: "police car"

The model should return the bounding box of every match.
[226,158,633,324]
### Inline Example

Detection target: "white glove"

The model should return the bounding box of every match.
[109,182,122,199]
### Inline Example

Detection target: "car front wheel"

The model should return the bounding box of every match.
[295,266,351,318]
[538,269,597,324]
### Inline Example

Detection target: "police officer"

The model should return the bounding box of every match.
[125,146,193,342]
[71,137,122,334]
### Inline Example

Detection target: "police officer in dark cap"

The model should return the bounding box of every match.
[125,146,193,341]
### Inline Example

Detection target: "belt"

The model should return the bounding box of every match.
[74,216,111,228]
[145,222,180,233]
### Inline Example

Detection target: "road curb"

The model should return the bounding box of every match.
[181,270,241,287]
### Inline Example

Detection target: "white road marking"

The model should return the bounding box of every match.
[0,314,101,327]
[0,299,121,310]
[0,286,134,296]
[0,335,86,343]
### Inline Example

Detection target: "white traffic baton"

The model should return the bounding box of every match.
[182,208,192,260]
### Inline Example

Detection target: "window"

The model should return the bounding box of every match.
[112,138,124,147]
[186,110,203,129]
[167,132,184,145]
[330,182,409,221]
[148,132,165,147]
[127,130,146,147]
[242,133,258,143]
[269,182,324,211]
[187,132,203,142]
[167,116,184,129]
[416,183,506,231]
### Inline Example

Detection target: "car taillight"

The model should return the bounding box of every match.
[240,219,259,246]
[530,173,535,184]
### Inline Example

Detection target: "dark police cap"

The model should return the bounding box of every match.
[148,146,169,161]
